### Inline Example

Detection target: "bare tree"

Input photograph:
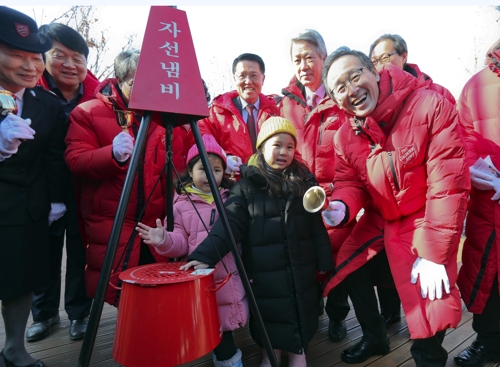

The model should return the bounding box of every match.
[458,6,500,76]
[204,55,233,101]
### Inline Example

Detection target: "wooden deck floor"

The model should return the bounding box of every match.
[1,255,498,366]
[1,298,498,366]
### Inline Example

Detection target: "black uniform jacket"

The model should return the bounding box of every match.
[0,86,67,225]
[0,86,67,299]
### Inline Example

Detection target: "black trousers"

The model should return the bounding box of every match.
[324,280,350,322]
[410,330,447,367]
[373,247,400,317]
[347,252,450,366]
[473,276,500,359]
[377,285,401,317]
[344,252,388,344]
[213,331,237,361]
[31,201,92,322]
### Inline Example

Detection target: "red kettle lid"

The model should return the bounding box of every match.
[119,262,214,285]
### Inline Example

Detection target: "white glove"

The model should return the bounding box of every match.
[489,176,500,202]
[0,115,35,155]
[321,201,346,227]
[112,132,134,162]
[410,257,450,301]
[48,202,67,226]
[469,167,495,190]
[225,155,242,175]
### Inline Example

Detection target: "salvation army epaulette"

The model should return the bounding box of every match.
[33,85,58,99]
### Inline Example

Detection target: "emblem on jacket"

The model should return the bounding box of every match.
[398,144,417,165]
[15,23,30,38]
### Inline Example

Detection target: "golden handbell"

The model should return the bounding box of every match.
[303,186,329,213]
[115,110,135,134]
[0,90,18,116]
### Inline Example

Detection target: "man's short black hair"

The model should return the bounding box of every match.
[232,53,265,75]
[39,23,89,59]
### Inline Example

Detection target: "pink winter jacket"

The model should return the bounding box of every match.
[154,188,249,331]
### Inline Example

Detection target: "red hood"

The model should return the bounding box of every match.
[95,78,126,109]
[488,48,500,77]
[485,38,500,66]
[94,78,146,129]
[281,76,306,104]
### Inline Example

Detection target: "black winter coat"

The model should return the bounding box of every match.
[189,164,333,354]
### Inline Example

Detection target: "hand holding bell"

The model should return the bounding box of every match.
[0,90,18,117]
[0,88,34,159]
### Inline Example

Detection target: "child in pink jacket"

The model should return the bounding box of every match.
[136,134,248,367]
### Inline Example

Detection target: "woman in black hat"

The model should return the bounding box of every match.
[0,6,67,367]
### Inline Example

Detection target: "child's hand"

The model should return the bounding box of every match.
[180,261,209,271]
[136,219,165,246]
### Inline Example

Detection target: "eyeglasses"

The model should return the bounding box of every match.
[235,73,262,82]
[123,79,134,87]
[330,68,365,99]
[371,52,398,66]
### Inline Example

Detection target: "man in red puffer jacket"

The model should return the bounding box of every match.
[367,33,457,329]
[322,48,469,366]
[198,53,278,180]
[454,39,500,367]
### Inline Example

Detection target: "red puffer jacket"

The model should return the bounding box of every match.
[301,98,344,196]
[404,63,456,105]
[65,78,167,306]
[198,90,279,164]
[300,97,354,257]
[279,76,310,152]
[457,63,500,314]
[325,65,469,339]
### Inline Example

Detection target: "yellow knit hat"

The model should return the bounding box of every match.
[256,117,297,149]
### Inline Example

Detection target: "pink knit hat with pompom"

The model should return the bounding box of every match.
[186,134,227,169]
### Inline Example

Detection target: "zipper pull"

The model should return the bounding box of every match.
[209,209,216,225]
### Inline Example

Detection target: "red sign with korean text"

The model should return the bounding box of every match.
[129,6,208,119]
